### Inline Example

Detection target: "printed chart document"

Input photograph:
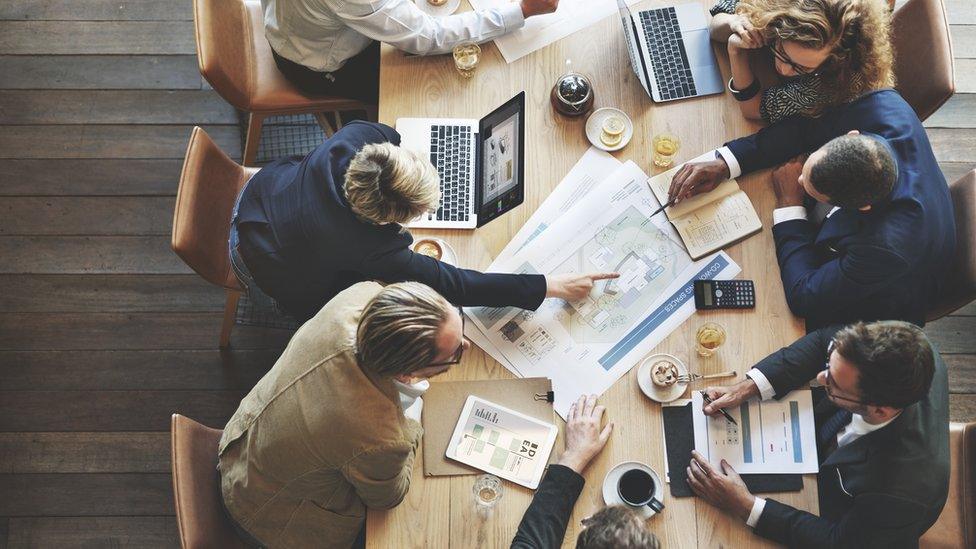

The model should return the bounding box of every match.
[446,396,558,489]
[469,0,640,63]
[466,161,740,418]
[647,154,762,260]
[466,147,621,376]
[692,390,818,474]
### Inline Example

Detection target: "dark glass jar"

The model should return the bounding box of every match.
[550,72,594,117]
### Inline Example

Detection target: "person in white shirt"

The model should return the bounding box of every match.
[262,0,559,103]
[685,320,949,548]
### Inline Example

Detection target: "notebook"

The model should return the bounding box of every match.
[422,377,561,477]
[647,156,762,260]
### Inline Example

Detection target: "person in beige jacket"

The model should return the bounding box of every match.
[217,280,468,548]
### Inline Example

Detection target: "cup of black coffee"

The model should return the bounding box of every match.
[617,468,665,513]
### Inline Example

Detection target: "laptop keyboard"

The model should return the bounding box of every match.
[639,7,697,101]
[428,125,472,222]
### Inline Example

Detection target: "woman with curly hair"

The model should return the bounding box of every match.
[709,0,894,123]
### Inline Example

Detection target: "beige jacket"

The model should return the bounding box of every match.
[218,282,423,548]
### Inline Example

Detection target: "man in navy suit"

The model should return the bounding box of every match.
[231,120,616,321]
[667,90,956,329]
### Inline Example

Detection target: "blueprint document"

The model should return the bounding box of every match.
[466,161,740,418]
[469,0,640,63]
[692,390,819,474]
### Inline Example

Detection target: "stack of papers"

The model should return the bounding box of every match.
[463,149,741,418]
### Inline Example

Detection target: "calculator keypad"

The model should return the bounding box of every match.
[713,280,755,308]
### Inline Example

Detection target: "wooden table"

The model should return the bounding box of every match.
[368,2,817,546]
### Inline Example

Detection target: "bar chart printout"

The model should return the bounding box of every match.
[691,390,819,474]
[445,396,558,488]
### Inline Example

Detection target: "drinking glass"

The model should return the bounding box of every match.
[453,42,481,78]
[472,474,503,509]
[652,133,681,167]
[696,322,727,358]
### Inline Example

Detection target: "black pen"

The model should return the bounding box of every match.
[700,390,738,426]
[648,197,676,218]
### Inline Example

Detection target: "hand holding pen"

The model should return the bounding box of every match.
[699,379,762,424]
[700,391,738,425]
[666,157,732,204]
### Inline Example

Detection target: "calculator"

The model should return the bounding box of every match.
[694,280,755,309]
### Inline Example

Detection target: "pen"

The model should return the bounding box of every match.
[649,182,697,218]
[700,390,738,425]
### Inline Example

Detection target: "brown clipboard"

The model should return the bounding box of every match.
[421,377,562,477]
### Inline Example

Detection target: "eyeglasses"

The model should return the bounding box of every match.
[771,41,822,76]
[823,341,867,406]
[427,307,466,367]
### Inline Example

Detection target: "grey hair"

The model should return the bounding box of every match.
[576,505,661,549]
[344,142,441,224]
[356,282,452,377]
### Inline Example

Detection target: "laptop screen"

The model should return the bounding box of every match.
[618,0,651,96]
[477,92,525,227]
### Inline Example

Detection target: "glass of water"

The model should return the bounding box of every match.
[453,42,481,78]
[472,474,503,509]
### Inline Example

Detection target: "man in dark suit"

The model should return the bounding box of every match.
[667,90,956,329]
[686,320,949,548]
[230,120,616,320]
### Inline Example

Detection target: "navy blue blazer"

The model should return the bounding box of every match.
[234,121,546,320]
[751,326,949,548]
[725,90,955,329]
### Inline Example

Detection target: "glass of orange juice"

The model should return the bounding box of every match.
[653,133,681,167]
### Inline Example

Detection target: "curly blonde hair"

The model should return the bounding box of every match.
[737,0,895,114]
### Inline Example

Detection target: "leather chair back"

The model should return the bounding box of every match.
[892,0,954,121]
[193,0,254,110]
[170,414,250,549]
[927,170,976,321]
[921,422,976,548]
[172,127,256,290]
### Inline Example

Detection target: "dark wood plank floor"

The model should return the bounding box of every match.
[0,0,973,546]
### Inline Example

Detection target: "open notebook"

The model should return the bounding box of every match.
[647,158,762,260]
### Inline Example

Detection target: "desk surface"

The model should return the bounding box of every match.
[368,2,817,546]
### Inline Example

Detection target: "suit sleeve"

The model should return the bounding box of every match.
[752,326,840,399]
[511,465,585,549]
[755,494,928,549]
[725,114,833,175]
[362,245,547,309]
[342,433,420,510]
[773,219,911,319]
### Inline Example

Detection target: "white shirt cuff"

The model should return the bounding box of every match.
[498,3,526,31]
[746,497,767,528]
[772,206,808,225]
[746,369,776,401]
[714,147,742,179]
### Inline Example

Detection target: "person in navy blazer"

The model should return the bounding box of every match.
[230,120,616,321]
[667,90,956,330]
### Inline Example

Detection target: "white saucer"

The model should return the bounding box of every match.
[414,0,460,17]
[412,237,458,266]
[637,353,688,403]
[602,461,665,519]
[585,108,633,152]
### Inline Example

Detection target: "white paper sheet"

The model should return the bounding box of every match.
[467,161,740,418]
[692,390,819,474]
[470,0,640,63]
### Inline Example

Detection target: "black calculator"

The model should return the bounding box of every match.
[694,280,755,309]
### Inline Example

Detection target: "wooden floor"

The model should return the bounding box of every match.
[0,0,973,546]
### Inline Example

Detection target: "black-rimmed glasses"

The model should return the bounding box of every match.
[771,41,823,76]
[823,341,867,406]
[427,307,466,367]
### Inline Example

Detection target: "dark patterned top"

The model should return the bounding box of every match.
[710,0,829,123]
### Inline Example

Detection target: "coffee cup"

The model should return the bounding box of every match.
[617,468,665,513]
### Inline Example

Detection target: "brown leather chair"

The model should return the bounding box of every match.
[921,421,976,548]
[927,170,976,322]
[171,414,250,549]
[193,0,371,165]
[892,0,955,122]
[173,127,258,348]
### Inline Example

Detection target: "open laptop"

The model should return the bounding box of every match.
[396,92,525,229]
[618,0,724,102]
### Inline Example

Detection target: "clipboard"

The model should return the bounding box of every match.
[422,377,561,477]
[663,401,802,497]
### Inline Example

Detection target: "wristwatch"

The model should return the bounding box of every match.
[728,76,760,102]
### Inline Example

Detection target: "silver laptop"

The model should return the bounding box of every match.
[618,0,724,102]
[396,93,526,229]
